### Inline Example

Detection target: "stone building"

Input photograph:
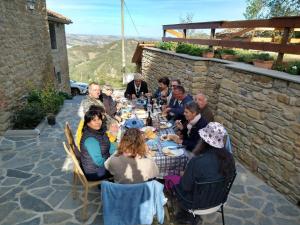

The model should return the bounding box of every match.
[137,47,300,205]
[0,0,72,134]
[47,9,72,93]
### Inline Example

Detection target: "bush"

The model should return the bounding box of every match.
[155,42,177,51]
[252,53,274,61]
[58,91,73,100]
[286,62,300,75]
[175,43,205,56]
[13,102,46,129]
[218,49,236,55]
[272,61,300,75]
[13,88,66,129]
[40,87,64,114]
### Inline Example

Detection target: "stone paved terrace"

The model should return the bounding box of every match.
[0,96,299,225]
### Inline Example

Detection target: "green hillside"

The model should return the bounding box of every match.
[68,39,139,88]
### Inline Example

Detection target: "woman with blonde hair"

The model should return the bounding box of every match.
[105,128,159,184]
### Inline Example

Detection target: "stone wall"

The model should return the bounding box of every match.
[50,22,71,93]
[142,47,300,205]
[0,0,55,134]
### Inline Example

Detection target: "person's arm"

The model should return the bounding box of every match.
[78,102,85,119]
[124,82,131,98]
[84,137,105,166]
[179,159,195,192]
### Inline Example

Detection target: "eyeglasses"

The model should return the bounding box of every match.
[171,85,178,87]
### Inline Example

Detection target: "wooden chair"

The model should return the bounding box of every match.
[63,142,101,221]
[64,122,81,159]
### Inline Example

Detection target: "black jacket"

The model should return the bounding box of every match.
[124,80,148,98]
[182,116,208,151]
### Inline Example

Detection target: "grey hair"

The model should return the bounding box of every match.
[102,84,112,92]
[88,82,100,91]
[185,101,201,114]
[196,92,207,101]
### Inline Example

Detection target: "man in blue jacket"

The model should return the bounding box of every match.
[163,85,193,121]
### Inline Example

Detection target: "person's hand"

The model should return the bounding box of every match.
[131,94,137,99]
[168,134,180,143]
[145,92,152,97]
[175,120,183,130]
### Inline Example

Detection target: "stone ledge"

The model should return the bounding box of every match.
[4,129,40,138]
[144,47,300,84]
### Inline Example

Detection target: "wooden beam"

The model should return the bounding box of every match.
[276,27,291,64]
[162,37,300,54]
[163,16,300,30]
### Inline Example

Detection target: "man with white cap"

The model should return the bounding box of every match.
[124,73,148,99]
[173,122,236,224]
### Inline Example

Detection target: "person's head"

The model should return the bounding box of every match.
[172,85,185,100]
[184,101,200,122]
[133,73,143,87]
[158,77,170,90]
[83,105,104,131]
[171,79,181,90]
[195,93,207,109]
[196,122,235,176]
[102,84,114,96]
[88,82,101,99]
[117,128,147,158]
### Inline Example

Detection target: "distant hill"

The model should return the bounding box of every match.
[67,38,141,88]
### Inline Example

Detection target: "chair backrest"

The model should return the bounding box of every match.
[101,180,166,225]
[63,141,88,186]
[64,122,81,159]
[192,173,236,210]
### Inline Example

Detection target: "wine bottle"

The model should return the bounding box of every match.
[146,112,153,126]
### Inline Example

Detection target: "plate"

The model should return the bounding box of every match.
[160,122,172,129]
[140,126,156,132]
[162,147,184,157]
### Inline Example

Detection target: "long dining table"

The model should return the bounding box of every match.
[119,98,189,178]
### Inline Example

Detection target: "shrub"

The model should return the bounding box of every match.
[155,42,177,51]
[219,49,236,55]
[58,91,73,100]
[27,89,42,103]
[175,43,205,56]
[252,53,274,61]
[272,61,300,75]
[40,87,64,114]
[286,62,300,75]
[13,102,46,129]
[13,87,66,129]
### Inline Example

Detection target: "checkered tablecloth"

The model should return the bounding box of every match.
[152,128,189,177]
[121,105,189,177]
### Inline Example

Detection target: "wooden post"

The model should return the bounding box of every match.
[183,29,187,39]
[209,28,216,50]
[276,27,290,65]
[163,29,166,39]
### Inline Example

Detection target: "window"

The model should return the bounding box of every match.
[49,23,57,49]
[56,72,61,83]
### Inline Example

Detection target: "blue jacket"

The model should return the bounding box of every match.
[101,180,166,225]
[168,95,193,120]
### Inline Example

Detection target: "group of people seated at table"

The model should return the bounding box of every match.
[74,73,235,224]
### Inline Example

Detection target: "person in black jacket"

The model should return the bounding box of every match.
[170,101,207,152]
[124,73,148,99]
[174,122,236,224]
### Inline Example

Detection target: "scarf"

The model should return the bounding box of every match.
[187,114,201,136]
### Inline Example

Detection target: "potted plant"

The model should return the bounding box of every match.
[252,53,274,69]
[219,49,237,60]
[202,48,214,58]
[47,113,56,125]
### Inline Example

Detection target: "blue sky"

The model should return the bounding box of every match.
[46,0,247,38]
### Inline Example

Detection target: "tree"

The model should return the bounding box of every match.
[244,0,300,19]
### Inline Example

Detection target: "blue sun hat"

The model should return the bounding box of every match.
[124,118,144,129]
